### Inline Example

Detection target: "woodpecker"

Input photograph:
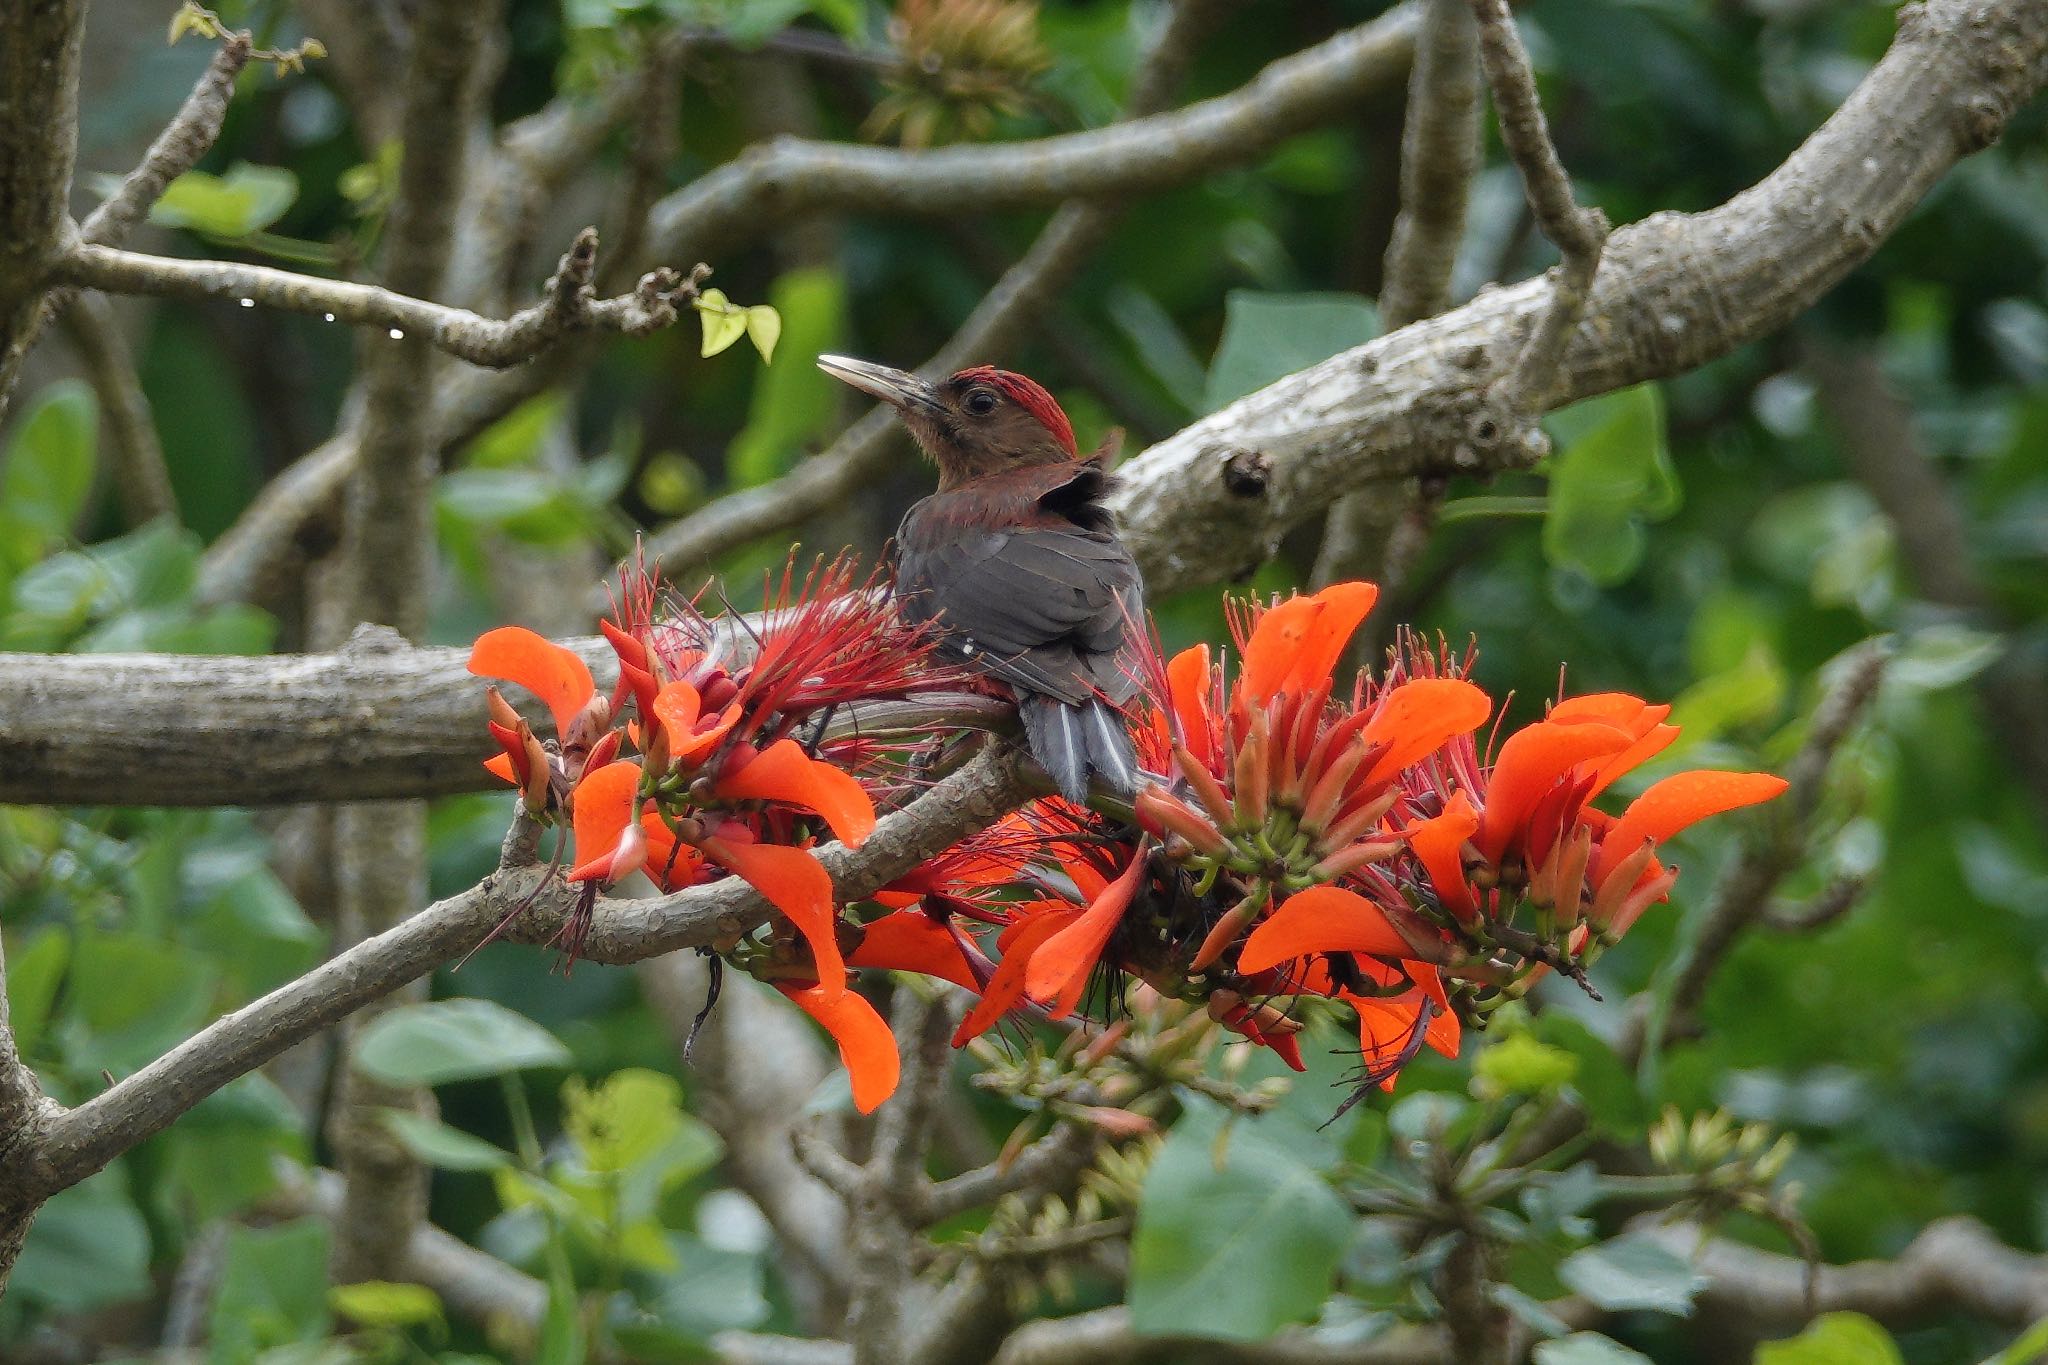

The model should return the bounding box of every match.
[817,355,1142,803]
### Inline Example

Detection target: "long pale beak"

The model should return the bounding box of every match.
[816,354,941,412]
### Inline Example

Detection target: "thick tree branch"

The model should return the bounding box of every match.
[1379,0,1483,334]
[0,625,1007,805]
[53,234,699,371]
[0,0,87,418]
[1110,0,2048,599]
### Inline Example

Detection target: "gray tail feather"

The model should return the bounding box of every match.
[1021,695,1137,804]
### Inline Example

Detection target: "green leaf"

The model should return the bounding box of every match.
[1128,1102,1352,1341]
[155,1075,307,1221]
[1493,1283,1572,1339]
[352,998,571,1087]
[1473,1032,1580,1099]
[331,1280,445,1329]
[9,1167,151,1313]
[1535,1332,1655,1364]
[563,1067,703,1176]
[464,392,568,469]
[149,163,299,238]
[68,930,215,1073]
[210,1218,333,1363]
[1754,1312,1904,1365]
[5,928,69,1059]
[381,1109,515,1171]
[1205,290,1379,412]
[745,305,782,363]
[2,380,98,538]
[1541,384,1679,586]
[696,289,748,357]
[1556,1234,1707,1316]
[1666,644,1787,755]
[727,267,846,486]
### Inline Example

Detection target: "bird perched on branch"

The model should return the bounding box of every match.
[817,355,1142,803]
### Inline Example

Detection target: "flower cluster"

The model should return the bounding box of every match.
[470,555,963,1111]
[471,574,1785,1116]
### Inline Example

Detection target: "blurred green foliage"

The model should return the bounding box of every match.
[3,0,2045,1360]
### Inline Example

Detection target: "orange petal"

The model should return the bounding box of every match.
[1349,996,1420,1090]
[567,760,644,883]
[1281,582,1378,698]
[715,739,876,847]
[1237,885,1414,974]
[1024,854,1149,1019]
[1359,677,1494,787]
[1239,584,1379,706]
[850,910,980,991]
[469,626,595,738]
[1166,644,1219,770]
[703,837,845,997]
[1477,721,1632,862]
[1548,693,1659,729]
[1582,723,1680,800]
[1591,769,1789,887]
[1422,999,1461,1059]
[1409,789,1481,919]
[484,752,518,784]
[956,909,1079,1045]
[775,982,900,1113]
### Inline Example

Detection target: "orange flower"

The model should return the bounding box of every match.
[469,626,596,739]
[774,982,901,1113]
[1024,851,1151,1019]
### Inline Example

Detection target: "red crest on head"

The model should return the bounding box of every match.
[954,366,1076,458]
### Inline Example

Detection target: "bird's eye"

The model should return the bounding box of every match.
[963,389,998,416]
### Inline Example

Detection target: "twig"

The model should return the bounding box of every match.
[1763,875,1869,935]
[792,1126,867,1202]
[1658,638,1888,1038]
[53,234,704,371]
[80,35,252,248]
[1468,0,1608,413]
[58,292,177,525]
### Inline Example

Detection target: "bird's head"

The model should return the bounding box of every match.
[817,355,1076,488]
